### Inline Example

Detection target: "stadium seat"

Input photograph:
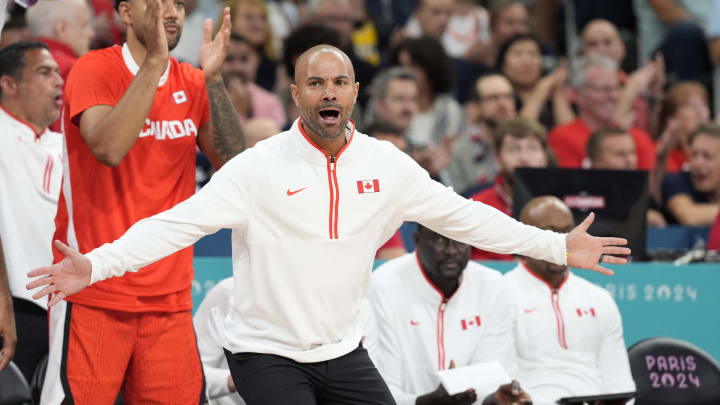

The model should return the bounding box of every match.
[30,354,48,405]
[0,361,32,405]
[628,337,720,405]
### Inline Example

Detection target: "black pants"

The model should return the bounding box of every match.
[225,345,396,405]
[12,297,48,383]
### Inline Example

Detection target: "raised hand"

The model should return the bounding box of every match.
[26,241,92,307]
[141,0,169,67]
[566,213,631,275]
[200,7,231,82]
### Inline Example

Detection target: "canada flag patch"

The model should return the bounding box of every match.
[172,90,187,104]
[356,179,380,194]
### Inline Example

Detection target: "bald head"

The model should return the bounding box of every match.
[294,45,355,84]
[520,196,574,231]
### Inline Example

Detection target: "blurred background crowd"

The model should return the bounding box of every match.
[3,0,720,259]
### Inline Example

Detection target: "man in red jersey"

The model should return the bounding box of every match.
[42,0,244,402]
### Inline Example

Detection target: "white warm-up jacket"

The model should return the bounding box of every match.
[504,262,636,404]
[366,253,517,405]
[86,118,567,363]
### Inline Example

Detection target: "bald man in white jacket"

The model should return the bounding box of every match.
[505,196,636,404]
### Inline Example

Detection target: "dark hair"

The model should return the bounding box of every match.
[493,117,556,165]
[0,41,49,98]
[114,0,122,11]
[390,36,454,96]
[658,81,709,139]
[689,122,720,145]
[469,71,505,101]
[586,127,631,160]
[495,33,541,72]
[283,24,343,81]
[365,120,404,138]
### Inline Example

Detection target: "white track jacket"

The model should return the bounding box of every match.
[86,118,567,363]
[504,262,635,404]
[367,253,517,405]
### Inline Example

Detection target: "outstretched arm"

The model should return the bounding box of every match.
[400,153,629,275]
[27,155,254,307]
[0,236,16,371]
[197,8,246,168]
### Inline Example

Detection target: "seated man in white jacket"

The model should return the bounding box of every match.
[505,196,636,404]
[193,277,247,405]
[367,224,531,405]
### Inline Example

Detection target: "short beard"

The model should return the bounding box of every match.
[304,116,349,140]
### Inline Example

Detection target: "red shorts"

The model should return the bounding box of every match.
[42,301,205,404]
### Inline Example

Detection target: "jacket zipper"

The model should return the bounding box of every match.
[329,156,340,239]
[552,288,568,349]
[437,300,447,370]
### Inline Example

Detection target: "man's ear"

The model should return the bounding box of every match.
[353,81,359,103]
[54,20,67,38]
[289,83,300,107]
[0,75,18,98]
[117,1,133,26]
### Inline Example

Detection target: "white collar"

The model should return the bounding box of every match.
[121,43,171,87]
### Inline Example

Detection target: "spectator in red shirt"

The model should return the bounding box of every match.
[26,0,94,81]
[708,211,720,250]
[26,0,94,132]
[548,54,656,170]
[470,117,554,260]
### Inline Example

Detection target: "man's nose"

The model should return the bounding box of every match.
[323,85,337,100]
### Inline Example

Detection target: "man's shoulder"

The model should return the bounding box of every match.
[464,261,503,282]
[371,253,416,286]
[568,272,612,300]
[75,46,122,67]
[549,118,587,138]
[173,58,206,84]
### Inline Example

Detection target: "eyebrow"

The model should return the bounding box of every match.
[306,75,351,82]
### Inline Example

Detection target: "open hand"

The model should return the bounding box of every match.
[566,213,631,275]
[141,0,170,67]
[200,7,231,82]
[26,241,92,307]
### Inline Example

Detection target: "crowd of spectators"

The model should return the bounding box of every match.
[3,0,720,241]
[2,0,720,403]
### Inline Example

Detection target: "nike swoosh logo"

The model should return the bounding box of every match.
[524,308,538,314]
[287,187,308,196]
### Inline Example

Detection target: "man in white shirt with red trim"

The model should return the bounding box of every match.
[27,45,631,405]
[505,196,636,404]
[0,41,64,380]
[368,224,531,405]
